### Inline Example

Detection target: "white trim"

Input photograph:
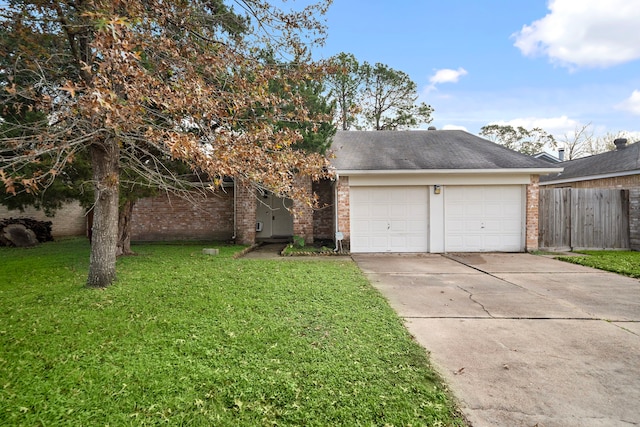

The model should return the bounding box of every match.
[348,173,534,186]
[337,168,562,175]
[540,169,640,186]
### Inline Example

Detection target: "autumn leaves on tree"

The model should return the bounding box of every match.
[1,0,333,287]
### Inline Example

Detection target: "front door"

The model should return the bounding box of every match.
[256,192,294,239]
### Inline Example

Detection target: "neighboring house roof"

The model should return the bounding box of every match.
[330,130,561,173]
[533,152,562,163]
[540,140,640,185]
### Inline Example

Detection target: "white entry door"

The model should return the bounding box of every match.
[445,186,524,252]
[255,193,294,238]
[350,187,428,253]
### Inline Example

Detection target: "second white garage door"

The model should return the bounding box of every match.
[350,187,428,253]
[445,186,524,252]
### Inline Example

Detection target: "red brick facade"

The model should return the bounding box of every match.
[544,174,640,189]
[525,175,540,252]
[293,176,314,244]
[336,176,350,249]
[234,181,257,245]
[131,190,233,241]
[312,179,334,241]
[129,174,544,252]
[131,177,330,245]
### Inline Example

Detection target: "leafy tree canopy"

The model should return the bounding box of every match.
[0,0,334,286]
[325,52,364,131]
[479,124,556,155]
[558,123,626,160]
[361,62,433,131]
[324,54,433,131]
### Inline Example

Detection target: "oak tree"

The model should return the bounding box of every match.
[0,0,333,287]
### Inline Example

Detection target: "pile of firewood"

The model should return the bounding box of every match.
[0,218,53,247]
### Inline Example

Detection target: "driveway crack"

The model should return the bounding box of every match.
[457,285,494,318]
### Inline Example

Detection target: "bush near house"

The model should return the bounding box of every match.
[0,239,465,426]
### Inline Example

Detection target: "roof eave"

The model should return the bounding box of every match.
[540,169,640,186]
[336,168,563,176]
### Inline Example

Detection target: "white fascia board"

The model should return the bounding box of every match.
[539,169,640,186]
[337,168,562,175]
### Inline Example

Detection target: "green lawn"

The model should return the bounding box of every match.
[0,239,465,426]
[557,250,640,278]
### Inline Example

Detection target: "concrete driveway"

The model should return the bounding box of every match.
[352,253,640,427]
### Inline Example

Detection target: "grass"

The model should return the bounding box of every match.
[556,250,640,278]
[0,238,465,426]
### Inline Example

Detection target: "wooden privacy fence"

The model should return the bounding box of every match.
[539,188,630,250]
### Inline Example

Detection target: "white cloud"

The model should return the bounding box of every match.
[441,124,468,131]
[617,90,640,115]
[488,115,580,138]
[429,68,468,85]
[423,68,468,94]
[513,0,640,68]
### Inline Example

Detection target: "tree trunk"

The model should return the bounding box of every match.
[87,140,119,288]
[116,199,135,256]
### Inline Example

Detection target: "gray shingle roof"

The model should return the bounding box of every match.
[540,141,640,183]
[329,130,559,171]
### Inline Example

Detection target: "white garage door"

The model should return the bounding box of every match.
[445,186,524,252]
[350,187,428,253]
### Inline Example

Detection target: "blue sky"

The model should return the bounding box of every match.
[311,0,640,143]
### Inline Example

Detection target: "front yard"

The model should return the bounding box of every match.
[557,250,640,278]
[0,239,465,426]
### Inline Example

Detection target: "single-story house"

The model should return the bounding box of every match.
[131,129,561,253]
[3,130,561,251]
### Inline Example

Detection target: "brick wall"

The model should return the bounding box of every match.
[313,179,334,241]
[544,174,640,189]
[336,176,350,249]
[234,181,257,245]
[630,189,640,250]
[131,190,233,241]
[292,176,314,244]
[526,175,539,251]
[0,201,87,237]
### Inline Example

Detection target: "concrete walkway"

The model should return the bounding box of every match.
[353,253,640,427]
[241,243,288,259]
